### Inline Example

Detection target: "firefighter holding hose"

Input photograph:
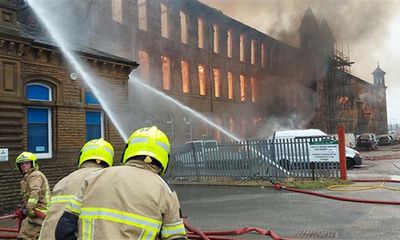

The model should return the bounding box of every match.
[15,152,50,240]
[55,126,187,240]
[39,138,114,239]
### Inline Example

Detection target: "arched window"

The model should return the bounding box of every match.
[85,91,104,141]
[26,83,52,158]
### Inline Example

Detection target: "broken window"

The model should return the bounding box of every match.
[240,34,245,62]
[261,43,266,68]
[227,30,233,58]
[240,74,246,101]
[198,18,204,49]
[184,115,192,142]
[138,50,150,82]
[201,121,209,137]
[241,118,246,138]
[227,71,234,100]
[229,117,235,133]
[251,76,256,102]
[198,65,206,96]
[213,68,221,97]
[213,24,219,53]
[112,0,123,24]
[180,11,188,44]
[138,0,147,30]
[161,3,169,38]
[251,40,256,65]
[215,116,222,140]
[181,60,190,93]
[161,56,170,90]
[165,115,174,147]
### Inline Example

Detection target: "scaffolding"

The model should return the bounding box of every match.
[327,44,354,132]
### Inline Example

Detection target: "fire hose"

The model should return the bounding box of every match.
[184,218,294,240]
[0,209,46,239]
[0,209,290,240]
[273,179,400,205]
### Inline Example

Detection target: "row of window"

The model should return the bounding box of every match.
[26,83,103,159]
[138,50,257,102]
[151,114,261,145]
[135,0,273,67]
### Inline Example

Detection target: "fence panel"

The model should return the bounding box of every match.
[166,137,340,182]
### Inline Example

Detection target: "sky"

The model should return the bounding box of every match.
[200,0,400,125]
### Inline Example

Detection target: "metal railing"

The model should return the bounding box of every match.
[165,137,339,181]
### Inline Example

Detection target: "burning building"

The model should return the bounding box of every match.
[0,0,388,208]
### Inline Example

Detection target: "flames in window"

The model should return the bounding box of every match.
[181,61,190,93]
[213,68,221,97]
[161,56,170,90]
[198,65,206,95]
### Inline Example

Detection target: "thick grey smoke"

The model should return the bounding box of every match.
[201,0,400,125]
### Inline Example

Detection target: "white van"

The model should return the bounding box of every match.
[272,129,362,169]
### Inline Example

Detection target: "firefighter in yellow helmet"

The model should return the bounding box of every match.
[55,126,187,240]
[15,152,50,240]
[39,138,114,240]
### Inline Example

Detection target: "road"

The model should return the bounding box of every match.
[176,145,400,239]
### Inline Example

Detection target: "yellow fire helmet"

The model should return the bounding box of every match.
[15,152,38,173]
[79,138,114,168]
[122,126,170,175]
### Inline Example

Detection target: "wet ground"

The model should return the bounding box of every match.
[1,145,400,239]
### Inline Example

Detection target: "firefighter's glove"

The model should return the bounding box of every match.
[27,210,36,218]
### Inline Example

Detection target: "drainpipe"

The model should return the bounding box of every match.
[208,16,214,138]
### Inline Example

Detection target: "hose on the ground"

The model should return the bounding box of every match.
[274,179,400,205]
[184,218,294,240]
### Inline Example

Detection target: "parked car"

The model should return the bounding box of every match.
[272,129,362,169]
[356,133,378,150]
[378,134,395,146]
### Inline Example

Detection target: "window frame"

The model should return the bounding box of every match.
[85,110,104,141]
[26,83,53,159]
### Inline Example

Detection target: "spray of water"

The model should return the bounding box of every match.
[131,77,290,175]
[132,77,242,141]
[27,0,129,141]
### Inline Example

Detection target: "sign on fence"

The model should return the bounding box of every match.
[0,148,8,162]
[309,140,339,162]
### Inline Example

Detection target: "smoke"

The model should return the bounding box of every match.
[201,0,400,124]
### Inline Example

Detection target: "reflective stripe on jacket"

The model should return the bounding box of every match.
[69,160,186,240]
[39,162,103,240]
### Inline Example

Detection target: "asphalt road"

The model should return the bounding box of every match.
[175,145,400,240]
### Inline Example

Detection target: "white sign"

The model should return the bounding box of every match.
[309,141,339,162]
[0,148,8,162]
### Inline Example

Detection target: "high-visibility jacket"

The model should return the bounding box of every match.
[21,168,50,217]
[39,162,103,240]
[63,160,186,240]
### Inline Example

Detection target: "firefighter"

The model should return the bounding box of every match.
[55,126,187,240]
[39,138,114,240]
[15,152,50,240]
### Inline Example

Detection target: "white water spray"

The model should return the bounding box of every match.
[132,77,290,175]
[27,0,129,141]
[132,77,242,141]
